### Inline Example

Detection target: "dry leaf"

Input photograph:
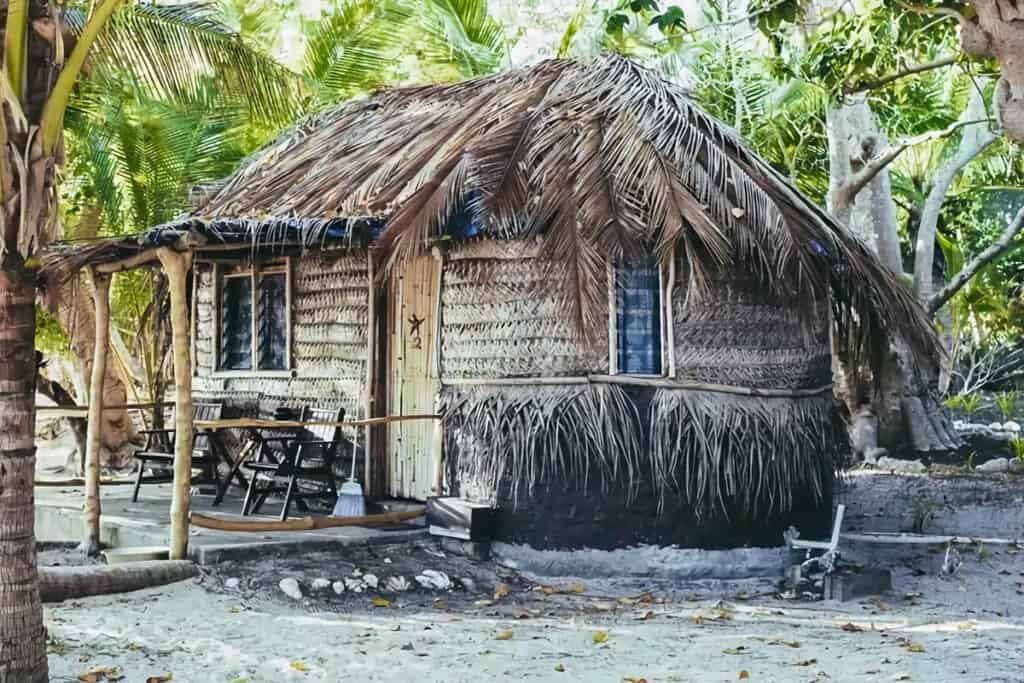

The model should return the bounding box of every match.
[691,615,704,625]
[79,666,120,682]
[738,671,750,680]
[541,585,556,595]
[572,582,586,594]
[554,664,565,672]
[623,679,648,683]
[795,659,817,667]
[840,622,864,632]
[371,597,391,608]
[903,642,925,653]
[957,622,974,631]
[494,583,510,600]
[782,641,801,648]
[145,676,173,683]
[894,675,911,681]
[473,599,493,607]
[592,630,609,644]
[723,646,748,655]
[290,661,308,672]
[494,630,514,640]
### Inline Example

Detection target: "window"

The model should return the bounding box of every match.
[613,256,663,375]
[217,260,290,372]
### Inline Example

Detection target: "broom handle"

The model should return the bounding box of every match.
[349,424,360,480]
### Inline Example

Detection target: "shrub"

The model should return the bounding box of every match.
[996,391,1018,421]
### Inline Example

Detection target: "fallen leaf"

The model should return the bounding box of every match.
[290,660,308,672]
[782,641,801,648]
[723,646,748,655]
[554,664,565,672]
[79,667,120,682]
[371,597,391,608]
[572,582,586,594]
[957,622,974,631]
[691,615,704,625]
[903,642,925,653]
[145,676,173,683]
[593,630,609,644]
[840,622,864,632]
[494,583,510,600]
[795,659,817,667]
[894,675,911,681]
[636,611,655,621]
[623,679,648,683]
[738,671,750,680]
[473,599,493,607]
[494,630,514,640]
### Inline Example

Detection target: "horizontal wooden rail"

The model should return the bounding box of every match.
[35,477,137,487]
[190,508,425,532]
[442,375,834,398]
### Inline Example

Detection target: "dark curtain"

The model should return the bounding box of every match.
[615,258,662,375]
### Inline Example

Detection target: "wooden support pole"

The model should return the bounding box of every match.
[82,268,110,557]
[157,248,194,560]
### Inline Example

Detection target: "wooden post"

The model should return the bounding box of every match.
[157,248,194,560]
[82,268,110,556]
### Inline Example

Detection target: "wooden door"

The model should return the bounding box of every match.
[388,254,442,500]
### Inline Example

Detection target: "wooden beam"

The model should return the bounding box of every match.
[190,508,424,533]
[94,250,159,274]
[364,250,376,496]
[82,268,111,557]
[157,248,194,560]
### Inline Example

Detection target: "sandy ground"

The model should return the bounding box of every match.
[46,546,1024,683]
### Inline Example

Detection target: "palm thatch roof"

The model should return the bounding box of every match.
[47,55,939,370]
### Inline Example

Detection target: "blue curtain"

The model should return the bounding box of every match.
[615,258,662,375]
[220,276,253,370]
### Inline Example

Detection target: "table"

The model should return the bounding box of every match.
[194,414,440,505]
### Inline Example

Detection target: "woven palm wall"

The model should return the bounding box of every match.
[440,240,608,378]
[192,250,368,420]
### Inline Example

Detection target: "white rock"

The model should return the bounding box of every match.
[279,578,303,601]
[332,581,346,595]
[224,577,240,590]
[1010,459,1024,474]
[362,573,379,589]
[344,577,366,593]
[977,457,1010,473]
[459,577,477,592]
[352,568,363,577]
[988,422,1004,430]
[875,457,927,474]
[383,558,393,564]
[863,447,888,465]
[1004,421,1021,432]
[311,578,332,592]
[415,569,452,591]
[386,576,411,592]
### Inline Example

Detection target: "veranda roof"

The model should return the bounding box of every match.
[43,55,940,369]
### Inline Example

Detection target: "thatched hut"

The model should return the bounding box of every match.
[46,56,938,550]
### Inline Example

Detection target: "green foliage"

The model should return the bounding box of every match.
[35,307,70,355]
[961,393,984,417]
[1011,437,1024,463]
[996,391,1019,420]
[944,394,964,411]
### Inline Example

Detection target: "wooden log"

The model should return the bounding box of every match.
[189,508,425,533]
[34,477,136,487]
[39,560,198,603]
[82,268,111,557]
[157,248,194,560]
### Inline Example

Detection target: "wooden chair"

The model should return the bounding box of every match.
[132,402,223,502]
[241,406,345,521]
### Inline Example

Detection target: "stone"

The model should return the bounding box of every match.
[977,457,1010,473]
[362,573,379,589]
[863,447,888,465]
[1010,459,1024,474]
[459,577,477,592]
[1004,421,1021,432]
[311,578,332,592]
[875,457,927,474]
[224,577,240,590]
[386,576,411,592]
[989,422,1005,430]
[344,577,365,593]
[279,578,302,601]
[415,570,453,591]
[332,581,346,595]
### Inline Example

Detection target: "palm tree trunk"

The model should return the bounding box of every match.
[0,265,49,682]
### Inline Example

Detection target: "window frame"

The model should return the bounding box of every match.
[607,259,673,378]
[211,258,293,378]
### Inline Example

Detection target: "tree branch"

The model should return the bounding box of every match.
[928,205,1024,314]
[836,118,994,213]
[844,55,957,94]
[40,0,125,154]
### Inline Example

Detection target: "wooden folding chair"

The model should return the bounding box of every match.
[241,406,345,521]
[131,402,223,501]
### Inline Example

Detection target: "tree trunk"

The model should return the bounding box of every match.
[158,249,194,560]
[39,560,198,603]
[82,268,111,556]
[0,265,49,682]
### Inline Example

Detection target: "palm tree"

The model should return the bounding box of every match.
[0,1,301,676]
